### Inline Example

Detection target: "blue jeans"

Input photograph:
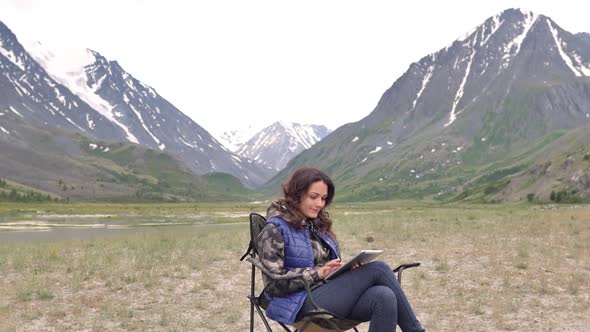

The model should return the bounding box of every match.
[299,261,425,332]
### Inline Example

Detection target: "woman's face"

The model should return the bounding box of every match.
[299,180,328,219]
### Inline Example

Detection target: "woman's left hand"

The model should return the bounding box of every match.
[351,262,364,270]
[317,259,344,279]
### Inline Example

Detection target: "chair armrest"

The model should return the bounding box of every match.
[393,262,421,272]
[392,262,421,285]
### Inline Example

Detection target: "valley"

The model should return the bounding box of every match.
[0,201,588,331]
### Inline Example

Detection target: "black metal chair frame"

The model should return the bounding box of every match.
[241,213,420,332]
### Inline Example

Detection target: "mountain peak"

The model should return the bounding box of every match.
[270,8,590,201]
[0,20,18,43]
[24,41,98,74]
[235,122,330,171]
[504,7,535,16]
[418,7,590,127]
[275,120,288,128]
[275,120,300,130]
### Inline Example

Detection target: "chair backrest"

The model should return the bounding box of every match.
[249,213,267,257]
[244,213,277,332]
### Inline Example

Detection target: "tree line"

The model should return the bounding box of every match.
[0,178,63,203]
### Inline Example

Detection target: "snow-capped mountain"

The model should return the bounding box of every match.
[267,8,590,201]
[215,123,268,152]
[0,21,273,187]
[235,121,330,171]
[0,23,129,142]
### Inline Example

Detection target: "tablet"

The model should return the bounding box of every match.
[325,249,383,280]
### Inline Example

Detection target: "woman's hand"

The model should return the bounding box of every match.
[351,261,364,270]
[317,259,344,279]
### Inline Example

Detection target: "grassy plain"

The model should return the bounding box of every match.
[0,202,588,331]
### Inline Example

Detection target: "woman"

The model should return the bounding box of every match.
[257,167,426,332]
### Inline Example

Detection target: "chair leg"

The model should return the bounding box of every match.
[250,263,257,332]
[324,319,343,332]
[279,322,293,331]
[253,302,274,332]
[294,319,312,332]
[250,301,255,332]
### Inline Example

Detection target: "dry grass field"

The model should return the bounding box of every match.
[0,202,588,331]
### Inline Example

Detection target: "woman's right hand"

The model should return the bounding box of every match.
[317,259,344,279]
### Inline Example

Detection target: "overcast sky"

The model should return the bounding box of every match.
[1,0,589,138]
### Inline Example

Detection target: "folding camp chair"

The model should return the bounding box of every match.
[240,213,421,332]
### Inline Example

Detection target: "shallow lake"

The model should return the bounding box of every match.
[0,221,246,243]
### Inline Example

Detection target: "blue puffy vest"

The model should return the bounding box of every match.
[265,217,339,324]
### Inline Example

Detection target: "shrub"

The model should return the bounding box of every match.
[526,193,535,202]
[549,189,582,203]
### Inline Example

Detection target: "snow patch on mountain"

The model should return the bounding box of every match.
[8,106,23,118]
[369,146,382,154]
[502,11,538,66]
[412,64,434,110]
[547,20,589,76]
[279,121,324,150]
[445,41,476,127]
[480,14,503,47]
[214,123,268,152]
[0,46,24,71]
[24,41,139,143]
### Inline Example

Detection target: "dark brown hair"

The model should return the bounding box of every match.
[279,167,336,237]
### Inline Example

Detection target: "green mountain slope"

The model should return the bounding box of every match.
[473,125,590,202]
[0,114,253,202]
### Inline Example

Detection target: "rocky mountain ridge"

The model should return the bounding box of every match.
[0,22,272,187]
[267,8,590,202]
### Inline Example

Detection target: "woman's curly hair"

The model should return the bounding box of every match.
[279,167,336,238]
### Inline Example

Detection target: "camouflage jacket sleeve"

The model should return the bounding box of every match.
[256,223,322,297]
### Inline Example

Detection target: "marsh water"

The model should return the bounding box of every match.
[0,211,249,242]
[0,222,246,243]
